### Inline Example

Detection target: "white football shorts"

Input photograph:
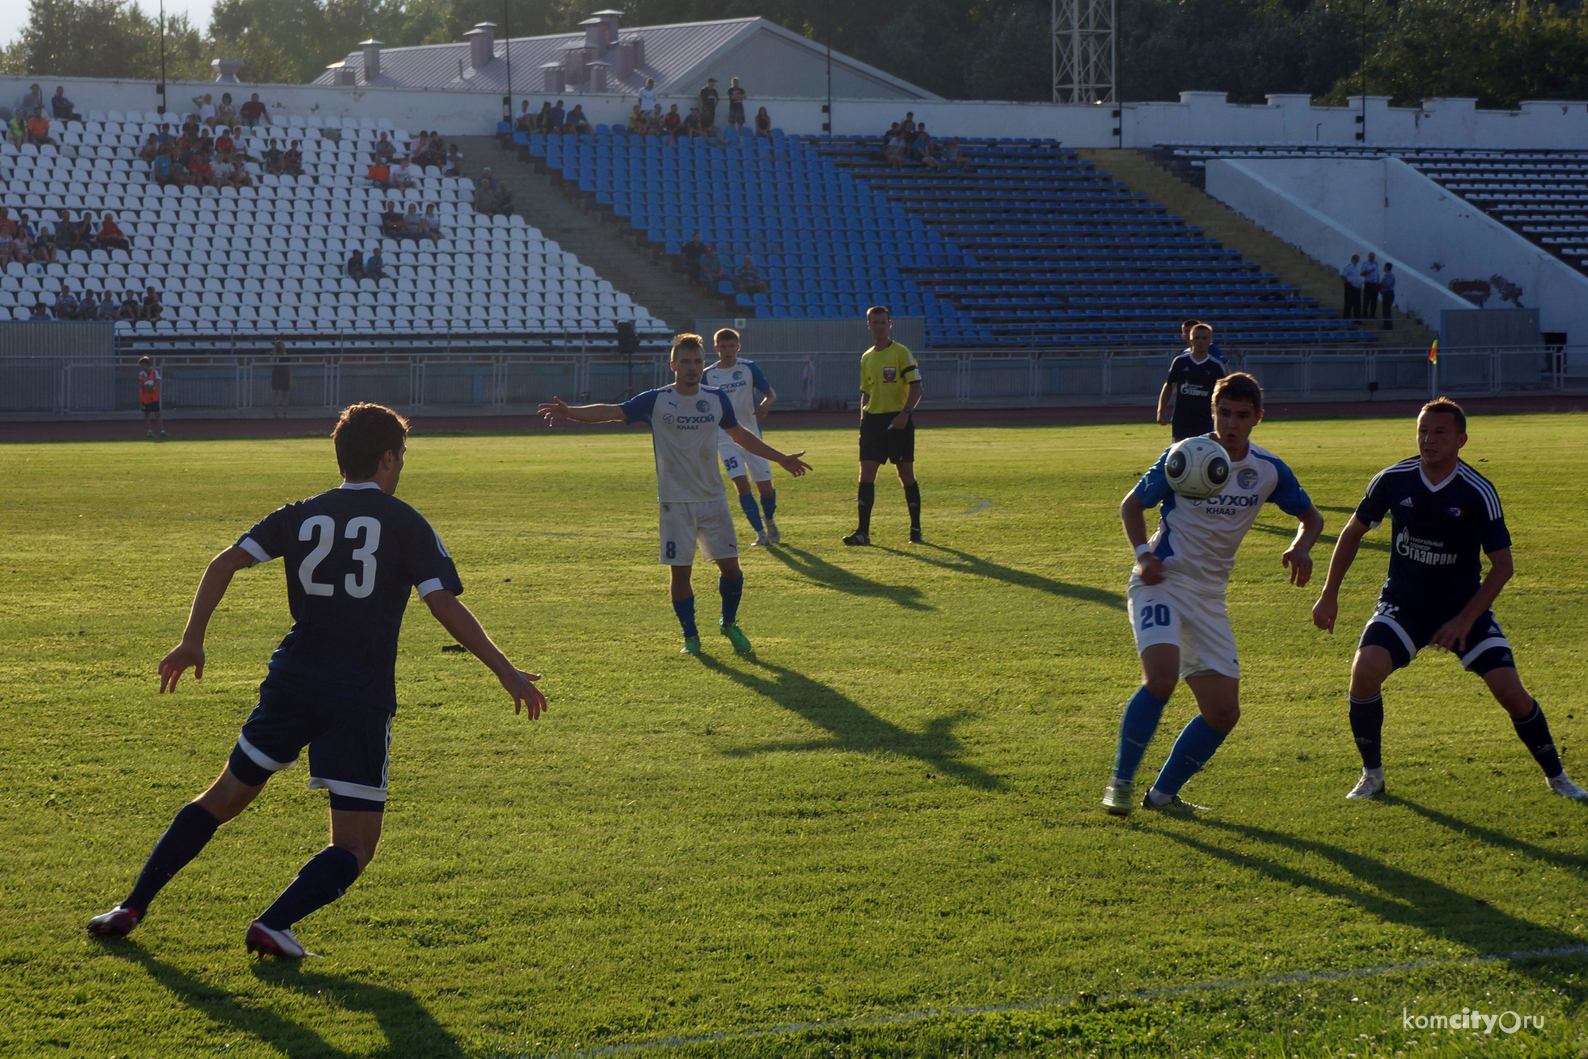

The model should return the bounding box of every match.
[717,431,771,483]
[658,499,738,566]
[1127,579,1240,679]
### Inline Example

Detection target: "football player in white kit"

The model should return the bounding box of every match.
[1103,373,1325,814]
[704,328,781,545]
[539,334,810,655]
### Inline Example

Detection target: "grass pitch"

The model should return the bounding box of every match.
[1,413,1586,1058]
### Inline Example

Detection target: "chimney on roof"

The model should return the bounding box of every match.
[541,61,565,92]
[580,18,606,55]
[211,58,242,84]
[328,62,355,87]
[592,9,622,46]
[466,23,496,70]
[564,44,590,84]
[588,60,610,92]
[629,36,645,67]
[360,39,383,82]
[614,39,634,79]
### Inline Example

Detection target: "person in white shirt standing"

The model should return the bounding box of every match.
[703,328,780,545]
[1360,252,1381,320]
[539,334,810,655]
[1340,254,1363,319]
[639,78,659,117]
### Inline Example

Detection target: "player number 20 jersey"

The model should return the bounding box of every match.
[1132,439,1313,590]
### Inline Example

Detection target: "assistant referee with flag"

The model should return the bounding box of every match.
[844,305,924,546]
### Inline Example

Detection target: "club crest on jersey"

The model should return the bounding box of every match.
[696,399,710,413]
[1449,507,1463,517]
[1236,468,1258,489]
[882,366,897,382]
[733,370,743,380]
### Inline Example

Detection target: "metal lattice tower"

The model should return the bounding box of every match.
[1053,0,1116,104]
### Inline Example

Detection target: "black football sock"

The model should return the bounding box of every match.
[856,481,875,534]
[258,846,362,931]
[123,802,221,914]
[1512,700,1564,779]
[903,482,922,530]
[1348,693,1384,771]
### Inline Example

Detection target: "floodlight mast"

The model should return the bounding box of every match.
[1053,0,1116,104]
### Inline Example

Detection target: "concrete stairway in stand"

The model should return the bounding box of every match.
[1079,149,1439,350]
[451,135,728,335]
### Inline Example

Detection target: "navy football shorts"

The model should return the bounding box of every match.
[1357,601,1515,677]
[228,678,393,812]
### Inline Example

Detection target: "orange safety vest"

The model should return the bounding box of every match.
[137,368,161,405]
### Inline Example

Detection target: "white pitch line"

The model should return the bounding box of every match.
[513,944,1588,1059]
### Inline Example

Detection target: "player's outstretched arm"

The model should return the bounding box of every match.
[159,545,257,692]
[1431,548,1513,653]
[1312,515,1371,632]
[1120,490,1164,586]
[1282,505,1325,588]
[424,590,547,719]
[537,397,627,426]
[756,386,776,418]
[725,424,811,476]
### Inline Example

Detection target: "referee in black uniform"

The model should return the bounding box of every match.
[1157,323,1227,440]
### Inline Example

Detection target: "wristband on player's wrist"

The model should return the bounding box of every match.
[1133,543,1152,559]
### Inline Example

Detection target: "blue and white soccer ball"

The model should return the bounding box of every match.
[1165,437,1231,499]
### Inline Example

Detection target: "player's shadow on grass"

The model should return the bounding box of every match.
[100,942,467,1057]
[877,543,1125,610]
[699,654,1004,790]
[763,545,934,611]
[1154,820,1588,1001]
[1395,796,1587,871]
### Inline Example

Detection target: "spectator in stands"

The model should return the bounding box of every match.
[51,87,80,123]
[881,121,901,147]
[549,100,566,132]
[700,118,730,146]
[627,105,647,135]
[365,246,388,281]
[408,130,427,160]
[734,255,767,296]
[661,105,681,137]
[281,141,303,177]
[374,132,396,164]
[533,101,553,133]
[211,151,237,188]
[120,290,142,321]
[1378,262,1396,330]
[240,93,268,127]
[422,203,443,243]
[380,200,404,239]
[29,298,52,320]
[727,77,747,129]
[142,286,162,321]
[754,107,772,139]
[186,150,214,188]
[681,231,706,281]
[228,149,254,188]
[26,108,54,146]
[98,290,122,320]
[214,126,235,156]
[151,146,175,186]
[515,102,535,132]
[699,244,723,288]
[942,137,964,170]
[19,84,42,113]
[262,139,283,175]
[0,225,19,268]
[916,132,942,171]
[390,156,417,191]
[885,132,907,169]
[54,283,79,319]
[682,107,703,138]
[156,122,174,146]
[1340,253,1362,319]
[192,92,217,128]
[699,78,719,127]
[1360,252,1380,319]
[900,112,917,138]
[424,132,444,167]
[139,133,159,163]
[97,213,129,252]
[7,111,25,145]
[402,203,426,242]
[567,105,592,135]
[0,207,14,243]
[216,93,238,128]
[31,225,56,265]
[639,77,658,116]
[346,248,367,280]
[474,168,514,216]
[56,211,90,253]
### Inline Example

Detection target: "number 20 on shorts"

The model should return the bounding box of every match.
[1140,603,1172,630]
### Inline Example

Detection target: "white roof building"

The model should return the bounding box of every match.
[315,12,939,101]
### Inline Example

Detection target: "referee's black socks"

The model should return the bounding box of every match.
[904,482,921,530]
[856,481,875,534]
[1513,699,1565,779]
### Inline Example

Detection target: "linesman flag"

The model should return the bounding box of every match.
[1428,339,1439,364]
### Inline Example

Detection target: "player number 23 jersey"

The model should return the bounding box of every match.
[1133,440,1312,589]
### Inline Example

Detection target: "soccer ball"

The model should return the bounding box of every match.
[1164,437,1230,499]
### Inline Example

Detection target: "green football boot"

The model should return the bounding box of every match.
[680,636,701,656]
[719,620,753,654]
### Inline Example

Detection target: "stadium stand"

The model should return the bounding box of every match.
[517,126,1363,348]
[1153,143,1588,277]
[0,110,673,349]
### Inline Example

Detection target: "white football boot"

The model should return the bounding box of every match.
[1346,769,1385,800]
[1547,773,1588,800]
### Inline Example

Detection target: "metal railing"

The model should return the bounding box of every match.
[1,345,1580,417]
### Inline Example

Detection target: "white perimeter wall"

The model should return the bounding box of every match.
[1205,157,1588,352]
[5,74,1587,149]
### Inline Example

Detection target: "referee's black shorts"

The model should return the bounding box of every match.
[859,411,915,465]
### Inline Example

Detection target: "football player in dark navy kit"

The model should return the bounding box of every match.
[1313,399,1586,801]
[1157,323,1227,441]
[88,404,547,957]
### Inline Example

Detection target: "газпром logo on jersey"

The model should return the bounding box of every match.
[1396,528,1457,565]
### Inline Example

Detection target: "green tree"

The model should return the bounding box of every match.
[1,0,206,80]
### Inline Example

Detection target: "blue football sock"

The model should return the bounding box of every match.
[124,802,221,913]
[1112,685,1169,785]
[737,492,765,533]
[1513,700,1564,779]
[1349,693,1384,770]
[719,576,744,625]
[672,595,698,639]
[1151,716,1229,798]
[259,846,361,931]
[760,490,777,522]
